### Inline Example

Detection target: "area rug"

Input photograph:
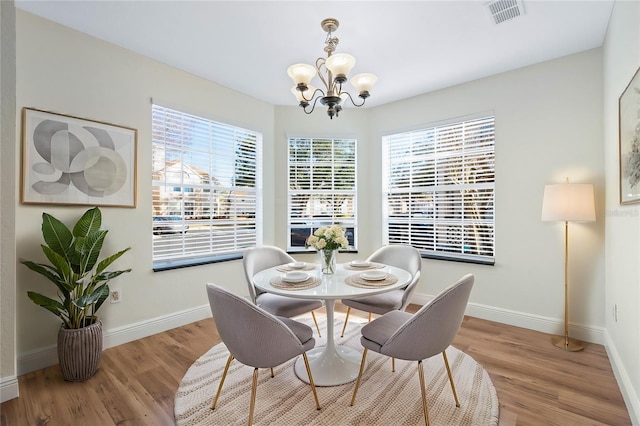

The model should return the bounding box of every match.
[174,316,499,425]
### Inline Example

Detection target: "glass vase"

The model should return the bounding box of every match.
[320,249,337,274]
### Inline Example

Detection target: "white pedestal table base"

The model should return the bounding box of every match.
[293,298,362,386]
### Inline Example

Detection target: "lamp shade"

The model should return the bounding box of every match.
[350,73,378,94]
[541,183,596,222]
[287,63,317,86]
[291,84,317,102]
[325,53,356,78]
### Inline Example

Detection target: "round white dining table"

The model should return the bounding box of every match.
[252,263,412,386]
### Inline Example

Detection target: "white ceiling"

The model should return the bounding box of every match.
[15,0,613,108]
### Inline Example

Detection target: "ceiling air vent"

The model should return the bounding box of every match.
[485,0,525,25]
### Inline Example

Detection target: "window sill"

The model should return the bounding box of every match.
[421,252,495,266]
[153,253,242,272]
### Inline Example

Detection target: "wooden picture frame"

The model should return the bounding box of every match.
[21,108,137,207]
[619,67,640,204]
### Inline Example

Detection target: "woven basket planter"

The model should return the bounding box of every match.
[57,319,103,381]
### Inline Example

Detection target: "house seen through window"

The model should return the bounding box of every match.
[152,104,262,269]
[382,115,495,264]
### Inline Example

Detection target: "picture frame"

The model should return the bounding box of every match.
[21,108,137,207]
[619,67,640,204]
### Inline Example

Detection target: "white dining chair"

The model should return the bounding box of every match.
[243,246,323,336]
[340,244,422,337]
[350,274,474,426]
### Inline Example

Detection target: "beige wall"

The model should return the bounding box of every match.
[14,10,274,355]
[603,0,640,421]
[1,0,17,387]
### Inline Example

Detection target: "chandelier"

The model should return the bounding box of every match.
[287,18,378,119]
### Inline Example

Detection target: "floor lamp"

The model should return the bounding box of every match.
[541,179,595,352]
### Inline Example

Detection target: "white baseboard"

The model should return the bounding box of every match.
[0,375,19,403]
[411,292,604,345]
[604,330,640,425]
[17,304,211,376]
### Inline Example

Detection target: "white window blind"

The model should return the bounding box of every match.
[287,137,357,251]
[152,104,262,269]
[383,116,495,264]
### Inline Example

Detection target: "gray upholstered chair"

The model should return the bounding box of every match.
[340,244,422,337]
[243,246,322,336]
[206,284,321,425]
[350,274,474,426]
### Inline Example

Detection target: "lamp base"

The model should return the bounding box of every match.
[551,335,584,352]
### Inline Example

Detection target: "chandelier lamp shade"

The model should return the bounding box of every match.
[287,18,378,119]
[541,178,596,352]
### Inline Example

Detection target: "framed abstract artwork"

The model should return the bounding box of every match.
[619,67,640,205]
[21,108,137,207]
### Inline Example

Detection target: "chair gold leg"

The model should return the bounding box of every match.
[442,351,460,408]
[392,357,395,372]
[302,353,321,410]
[418,360,430,426]
[248,368,259,426]
[368,312,372,322]
[212,354,234,410]
[270,368,274,378]
[340,307,352,337]
[350,348,368,406]
[311,311,322,338]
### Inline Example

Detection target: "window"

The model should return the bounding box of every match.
[152,104,262,269]
[382,115,495,264]
[288,137,357,251]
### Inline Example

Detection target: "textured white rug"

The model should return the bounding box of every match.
[174,316,499,425]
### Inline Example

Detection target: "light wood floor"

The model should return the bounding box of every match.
[1,304,631,426]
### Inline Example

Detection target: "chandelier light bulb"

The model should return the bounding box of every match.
[350,73,378,98]
[287,63,317,89]
[325,53,356,82]
[291,84,317,104]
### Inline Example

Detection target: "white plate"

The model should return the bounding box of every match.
[288,262,306,269]
[360,271,388,281]
[350,260,371,268]
[282,271,309,283]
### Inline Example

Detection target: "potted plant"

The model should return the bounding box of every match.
[21,207,131,381]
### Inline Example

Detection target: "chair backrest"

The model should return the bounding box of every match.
[243,246,295,302]
[380,274,474,361]
[206,284,307,368]
[367,245,422,277]
[399,271,421,311]
[368,245,422,305]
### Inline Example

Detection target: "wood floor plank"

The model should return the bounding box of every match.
[0,305,631,425]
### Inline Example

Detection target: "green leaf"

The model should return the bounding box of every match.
[73,207,102,238]
[41,245,73,283]
[94,269,131,283]
[95,247,131,276]
[74,284,108,309]
[68,237,83,272]
[79,230,107,274]
[93,284,110,312]
[21,260,61,284]
[27,291,67,325]
[41,213,73,259]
